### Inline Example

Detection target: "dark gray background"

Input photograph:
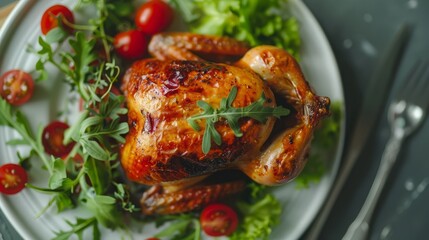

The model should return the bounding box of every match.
[1,0,428,239]
[302,0,429,239]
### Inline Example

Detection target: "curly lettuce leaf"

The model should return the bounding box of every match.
[171,0,301,58]
[230,183,282,240]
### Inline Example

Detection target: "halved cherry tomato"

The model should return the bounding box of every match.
[113,30,148,60]
[0,163,28,195]
[40,4,74,35]
[42,121,75,158]
[135,0,174,35]
[0,69,34,106]
[200,203,239,237]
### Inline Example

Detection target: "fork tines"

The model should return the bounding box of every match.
[398,59,429,107]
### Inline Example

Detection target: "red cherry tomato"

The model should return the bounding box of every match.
[114,30,148,60]
[42,121,75,158]
[40,4,74,35]
[135,0,174,35]
[0,163,28,195]
[0,69,34,106]
[200,203,239,237]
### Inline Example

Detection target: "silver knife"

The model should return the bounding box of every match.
[304,23,411,240]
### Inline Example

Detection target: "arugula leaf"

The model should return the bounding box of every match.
[33,28,97,100]
[33,36,54,82]
[68,32,97,101]
[155,219,192,237]
[6,138,29,146]
[64,86,128,162]
[84,157,111,194]
[113,183,140,213]
[31,191,74,219]
[81,188,124,229]
[26,156,83,215]
[154,214,201,240]
[188,86,289,154]
[64,111,89,143]
[1,1,135,238]
[0,98,53,174]
[45,27,68,44]
[17,151,33,170]
[52,217,99,240]
[49,158,71,190]
[80,139,112,161]
[54,192,75,213]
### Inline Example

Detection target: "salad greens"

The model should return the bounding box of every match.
[52,217,100,240]
[154,214,201,240]
[0,99,54,174]
[171,0,301,58]
[4,0,137,238]
[0,0,342,239]
[150,182,282,240]
[230,183,282,240]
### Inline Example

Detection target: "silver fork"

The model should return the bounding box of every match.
[342,60,429,240]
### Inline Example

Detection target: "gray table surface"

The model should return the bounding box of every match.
[1,0,428,240]
[302,0,429,239]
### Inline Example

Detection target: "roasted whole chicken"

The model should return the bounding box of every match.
[120,33,330,215]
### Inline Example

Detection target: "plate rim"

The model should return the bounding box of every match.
[270,0,346,239]
[0,0,346,239]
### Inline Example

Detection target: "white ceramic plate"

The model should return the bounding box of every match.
[0,0,345,239]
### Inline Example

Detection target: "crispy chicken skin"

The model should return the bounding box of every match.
[121,59,276,185]
[120,33,330,214]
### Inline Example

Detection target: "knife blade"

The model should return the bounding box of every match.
[304,23,411,240]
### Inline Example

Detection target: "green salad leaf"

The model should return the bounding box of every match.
[171,0,301,58]
[230,183,282,240]
[80,189,123,230]
[0,98,53,174]
[153,214,201,240]
[52,217,99,240]
[5,0,134,237]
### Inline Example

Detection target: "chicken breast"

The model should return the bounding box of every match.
[121,59,276,185]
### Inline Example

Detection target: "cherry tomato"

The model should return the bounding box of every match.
[135,0,174,35]
[40,4,74,35]
[114,30,148,60]
[42,121,75,158]
[0,69,34,106]
[200,203,239,237]
[0,163,28,195]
